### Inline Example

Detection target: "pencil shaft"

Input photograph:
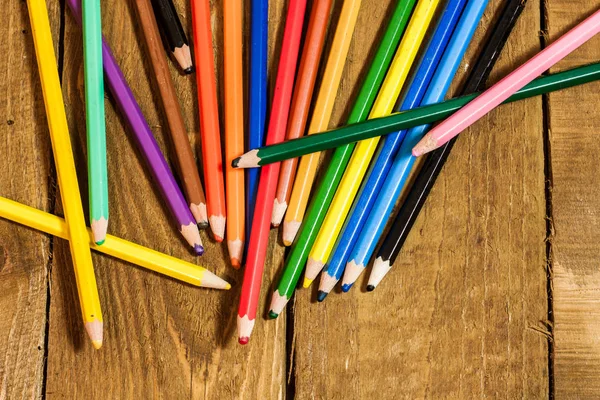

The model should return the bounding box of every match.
[152,0,189,50]
[414,8,600,153]
[322,0,467,288]
[345,0,489,287]
[306,0,440,284]
[82,0,108,240]
[27,0,103,343]
[245,0,268,261]
[67,0,203,254]
[191,0,226,239]
[238,0,308,342]
[133,0,207,225]
[283,0,362,244]
[273,0,333,226]
[0,197,229,289]
[224,0,245,264]
[378,0,528,273]
[270,0,415,309]
[237,62,600,166]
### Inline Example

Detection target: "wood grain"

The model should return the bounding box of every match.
[0,0,57,397]
[4,0,600,397]
[291,1,549,398]
[546,1,600,398]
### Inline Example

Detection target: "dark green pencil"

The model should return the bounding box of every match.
[233,62,600,168]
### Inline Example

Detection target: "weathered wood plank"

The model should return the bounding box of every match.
[291,1,549,398]
[44,0,286,398]
[0,0,58,397]
[546,1,600,398]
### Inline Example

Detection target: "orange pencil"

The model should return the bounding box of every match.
[190,0,226,240]
[271,0,333,228]
[223,0,244,266]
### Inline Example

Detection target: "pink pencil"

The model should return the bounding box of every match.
[413,8,600,156]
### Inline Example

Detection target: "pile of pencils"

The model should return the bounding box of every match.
[9,0,600,348]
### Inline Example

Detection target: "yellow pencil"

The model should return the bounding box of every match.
[27,0,103,348]
[282,0,363,246]
[304,0,440,287]
[0,197,231,290]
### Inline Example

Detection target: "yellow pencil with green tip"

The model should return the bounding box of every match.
[26,0,103,348]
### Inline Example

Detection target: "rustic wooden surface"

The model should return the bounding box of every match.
[546,0,600,398]
[0,0,599,398]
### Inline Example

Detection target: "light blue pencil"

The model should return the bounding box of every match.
[317,0,468,301]
[342,0,490,291]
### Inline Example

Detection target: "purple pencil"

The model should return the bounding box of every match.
[66,0,204,255]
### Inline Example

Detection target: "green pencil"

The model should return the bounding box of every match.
[83,0,108,244]
[235,62,600,169]
[267,0,417,318]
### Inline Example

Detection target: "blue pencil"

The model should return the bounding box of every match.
[244,0,269,262]
[342,0,490,291]
[316,0,468,301]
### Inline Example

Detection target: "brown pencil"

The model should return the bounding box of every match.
[271,0,333,228]
[133,0,208,227]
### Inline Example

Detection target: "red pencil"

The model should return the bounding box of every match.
[190,0,226,241]
[237,0,308,345]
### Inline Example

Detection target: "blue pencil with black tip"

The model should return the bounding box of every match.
[316,0,469,302]
[341,0,490,292]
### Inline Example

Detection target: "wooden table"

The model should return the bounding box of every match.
[1,0,599,398]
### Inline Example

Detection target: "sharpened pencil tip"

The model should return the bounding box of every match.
[92,340,103,350]
[183,66,194,74]
[302,277,313,288]
[194,244,204,256]
[341,283,352,292]
[232,157,241,168]
[317,291,327,302]
[238,336,249,345]
[91,217,108,245]
[366,285,375,292]
[225,283,232,290]
[198,221,209,229]
[268,310,279,319]
[231,258,241,269]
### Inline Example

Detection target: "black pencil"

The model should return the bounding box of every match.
[151,0,193,73]
[369,0,529,291]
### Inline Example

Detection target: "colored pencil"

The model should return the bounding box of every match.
[67,0,204,256]
[238,0,308,345]
[413,8,600,156]
[83,0,108,244]
[318,0,468,301]
[245,0,268,263]
[27,0,103,348]
[342,0,489,292]
[232,63,600,168]
[272,0,333,228]
[151,0,194,73]
[305,0,440,288]
[370,0,527,291]
[224,0,245,267]
[268,0,415,318]
[282,0,363,245]
[0,197,230,289]
[191,0,226,240]
[133,0,208,228]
